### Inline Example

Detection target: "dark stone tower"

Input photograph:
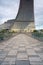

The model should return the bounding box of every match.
[15,0,34,22]
[11,0,34,32]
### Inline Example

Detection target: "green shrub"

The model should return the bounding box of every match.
[40,29,43,31]
[0,29,9,33]
[0,33,4,40]
[40,29,43,32]
[0,29,15,41]
[33,30,38,33]
[32,30,43,37]
[11,31,16,33]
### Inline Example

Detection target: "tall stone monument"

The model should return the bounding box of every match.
[15,0,34,22]
[0,0,35,32]
[11,0,35,32]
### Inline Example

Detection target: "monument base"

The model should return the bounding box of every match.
[11,22,35,32]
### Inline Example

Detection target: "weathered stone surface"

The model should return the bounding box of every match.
[16,0,34,22]
[0,34,43,65]
[16,60,30,65]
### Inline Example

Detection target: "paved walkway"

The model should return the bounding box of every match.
[0,34,43,65]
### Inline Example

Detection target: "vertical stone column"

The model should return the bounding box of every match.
[15,0,34,22]
[11,0,34,32]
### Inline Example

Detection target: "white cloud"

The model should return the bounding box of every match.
[0,0,20,24]
[34,0,43,30]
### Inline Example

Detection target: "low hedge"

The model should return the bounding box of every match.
[0,29,12,41]
[32,30,43,37]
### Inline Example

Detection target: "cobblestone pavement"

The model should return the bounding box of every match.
[0,34,43,65]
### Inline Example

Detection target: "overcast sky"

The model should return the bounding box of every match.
[34,0,43,30]
[0,0,43,30]
[0,0,20,24]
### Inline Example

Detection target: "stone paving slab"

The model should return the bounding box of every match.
[16,60,30,65]
[27,49,37,56]
[17,53,28,60]
[30,61,43,65]
[29,56,42,62]
[8,49,17,56]
[0,34,43,65]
